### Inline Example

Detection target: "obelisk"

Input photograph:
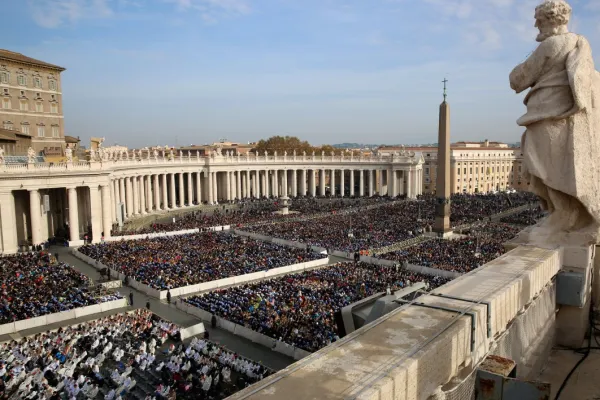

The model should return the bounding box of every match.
[433,78,451,236]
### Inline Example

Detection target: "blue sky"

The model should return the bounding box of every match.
[5,0,600,147]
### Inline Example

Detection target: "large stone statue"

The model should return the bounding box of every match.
[27,147,36,163]
[65,146,73,163]
[510,0,600,234]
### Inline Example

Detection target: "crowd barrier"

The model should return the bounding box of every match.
[179,322,206,341]
[360,255,463,279]
[233,230,327,254]
[156,257,330,299]
[0,298,127,336]
[175,301,311,361]
[105,225,232,242]
[72,249,330,300]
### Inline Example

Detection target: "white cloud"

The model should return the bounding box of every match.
[165,0,251,19]
[28,0,113,28]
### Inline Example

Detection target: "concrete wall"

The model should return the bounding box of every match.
[0,298,127,335]
[228,245,561,400]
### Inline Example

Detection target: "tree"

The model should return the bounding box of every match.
[252,136,313,155]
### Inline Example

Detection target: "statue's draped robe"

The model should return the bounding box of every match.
[510,33,600,227]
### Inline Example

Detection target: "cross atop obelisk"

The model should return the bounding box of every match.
[433,77,452,237]
[442,78,448,102]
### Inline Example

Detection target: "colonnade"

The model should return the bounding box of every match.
[108,167,423,224]
[0,155,424,253]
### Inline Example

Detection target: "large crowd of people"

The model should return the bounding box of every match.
[379,222,522,273]
[113,196,401,237]
[0,252,122,324]
[500,206,546,226]
[79,232,326,290]
[244,193,537,252]
[184,262,450,352]
[0,309,268,399]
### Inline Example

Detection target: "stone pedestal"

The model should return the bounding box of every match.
[508,223,596,349]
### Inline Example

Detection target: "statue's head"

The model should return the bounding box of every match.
[534,0,571,42]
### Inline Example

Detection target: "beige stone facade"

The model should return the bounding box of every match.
[379,141,528,194]
[0,50,66,156]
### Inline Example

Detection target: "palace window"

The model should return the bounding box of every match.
[34,77,42,88]
[0,72,8,84]
[37,125,45,137]
[21,124,30,135]
[3,121,12,130]
[51,126,59,138]
[50,103,58,114]
[19,100,28,111]
[17,75,26,86]
[36,102,43,112]
[48,80,56,90]
[1,98,10,109]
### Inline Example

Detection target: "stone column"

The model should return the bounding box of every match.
[330,169,336,197]
[340,170,345,197]
[170,173,177,208]
[273,170,279,197]
[407,169,413,198]
[147,176,153,212]
[196,172,202,204]
[320,170,326,196]
[0,192,17,253]
[154,175,160,210]
[213,172,218,202]
[292,169,298,197]
[139,176,147,214]
[161,174,168,210]
[350,170,355,196]
[300,169,307,196]
[226,171,231,201]
[187,172,193,205]
[379,170,384,196]
[29,189,42,245]
[359,170,364,197]
[89,186,102,243]
[124,178,132,217]
[310,170,316,197]
[389,168,395,197]
[178,173,185,207]
[245,172,250,198]
[282,170,288,196]
[207,172,214,204]
[101,185,112,239]
[236,171,242,200]
[119,179,126,217]
[264,171,269,197]
[132,176,140,215]
[109,180,116,223]
[67,188,79,243]
[252,170,260,199]
[369,170,374,196]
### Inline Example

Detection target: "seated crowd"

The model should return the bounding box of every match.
[379,222,521,273]
[0,309,267,400]
[245,193,535,252]
[79,232,325,290]
[0,252,122,324]
[185,262,450,352]
[113,196,400,237]
[500,206,546,226]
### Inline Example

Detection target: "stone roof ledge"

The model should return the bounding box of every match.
[229,245,561,400]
